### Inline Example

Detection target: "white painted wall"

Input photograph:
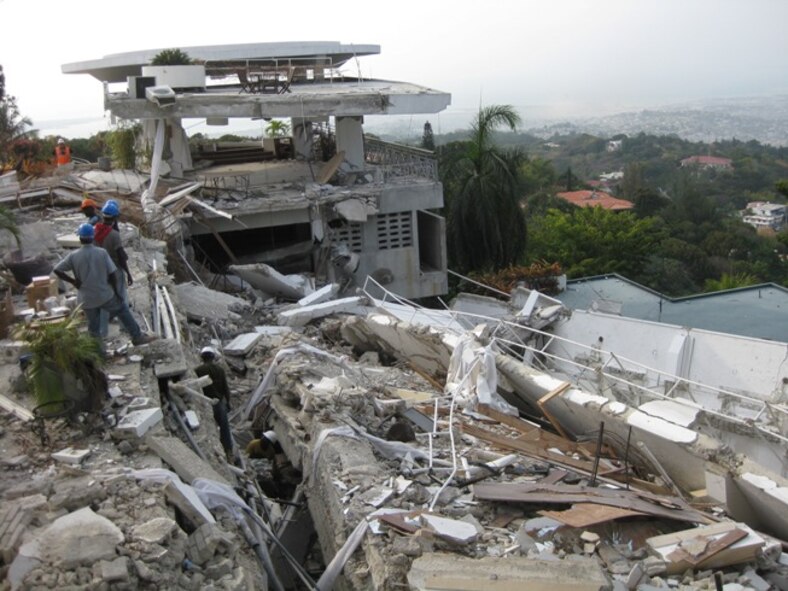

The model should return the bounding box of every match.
[550,310,788,403]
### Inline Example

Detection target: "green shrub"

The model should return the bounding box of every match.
[151,49,193,66]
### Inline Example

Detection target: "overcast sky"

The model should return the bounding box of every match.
[1,0,787,137]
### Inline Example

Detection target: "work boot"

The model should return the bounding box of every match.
[132,333,157,346]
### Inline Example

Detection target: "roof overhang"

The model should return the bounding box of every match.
[62,41,380,83]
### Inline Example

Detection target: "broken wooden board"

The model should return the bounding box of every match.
[476,403,594,456]
[647,521,764,574]
[473,482,711,525]
[464,417,670,496]
[539,503,647,528]
[536,381,572,439]
[317,150,346,184]
[667,528,748,566]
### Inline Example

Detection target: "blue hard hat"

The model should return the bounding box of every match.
[101,200,120,217]
[77,223,95,239]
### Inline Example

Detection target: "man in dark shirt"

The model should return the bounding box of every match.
[195,346,234,457]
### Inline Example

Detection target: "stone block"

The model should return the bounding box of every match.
[100,556,130,584]
[205,557,233,580]
[186,523,236,566]
[115,407,163,438]
[132,517,178,544]
[18,507,124,569]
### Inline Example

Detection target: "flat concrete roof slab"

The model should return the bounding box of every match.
[62,41,380,82]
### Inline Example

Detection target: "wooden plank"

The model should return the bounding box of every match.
[317,150,346,184]
[473,482,710,525]
[648,522,763,574]
[197,214,238,264]
[476,403,589,454]
[539,503,647,528]
[667,529,747,566]
[462,421,597,474]
[536,382,572,439]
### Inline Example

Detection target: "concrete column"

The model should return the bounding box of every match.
[335,116,364,171]
[167,117,193,175]
[291,118,314,161]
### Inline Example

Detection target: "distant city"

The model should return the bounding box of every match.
[369,94,788,147]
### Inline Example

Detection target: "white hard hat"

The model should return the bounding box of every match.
[200,346,218,357]
[263,430,278,444]
[57,138,65,144]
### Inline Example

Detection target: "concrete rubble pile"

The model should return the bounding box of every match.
[0,170,787,591]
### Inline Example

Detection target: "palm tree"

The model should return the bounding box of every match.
[443,105,527,272]
[265,120,290,138]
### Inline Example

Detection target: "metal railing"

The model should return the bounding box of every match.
[360,275,788,446]
[364,137,438,182]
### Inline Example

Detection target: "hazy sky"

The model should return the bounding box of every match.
[1,0,787,137]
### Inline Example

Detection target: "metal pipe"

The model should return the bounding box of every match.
[590,421,605,487]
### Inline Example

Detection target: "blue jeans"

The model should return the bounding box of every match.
[85,296,142,341]
[212,400,234,454]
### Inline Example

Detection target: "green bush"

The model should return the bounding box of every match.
[151,49,193,66]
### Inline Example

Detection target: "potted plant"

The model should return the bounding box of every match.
[16,310,107,414]
[142,48,205,91]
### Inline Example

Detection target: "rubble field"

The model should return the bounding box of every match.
[0,168,787,591]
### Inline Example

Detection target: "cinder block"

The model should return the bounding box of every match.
[115,407,162,438]
[51,447,91,465]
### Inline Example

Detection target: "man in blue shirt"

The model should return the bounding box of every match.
[54,223,154,347]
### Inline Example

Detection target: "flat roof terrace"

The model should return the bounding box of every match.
[62,41,380,82]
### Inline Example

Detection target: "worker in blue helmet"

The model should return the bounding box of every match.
[54,223,155,349]
[95,199,132,305]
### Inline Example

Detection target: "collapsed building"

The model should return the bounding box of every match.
[0,40,786,591]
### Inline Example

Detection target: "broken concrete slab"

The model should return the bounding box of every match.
[229,263,309,301]
[173,282,250,322]
[163,479,216,529]
[341,313,454,377]
[146,435,230,486]
[224,332,263,356]
[420,514,479,544]
[278,296,367,327]
[297,283,339,307]
[407,552,609,590]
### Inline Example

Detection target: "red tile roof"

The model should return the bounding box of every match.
[556,190,634,211]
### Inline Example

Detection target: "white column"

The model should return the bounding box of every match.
[335,116,364,171]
